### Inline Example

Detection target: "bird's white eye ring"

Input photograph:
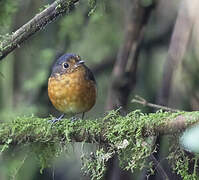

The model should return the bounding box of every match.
[76,55,81,60]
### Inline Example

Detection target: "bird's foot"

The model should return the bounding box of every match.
[70,112,85,122]
[70,116,79,122]
[49,114,64,123]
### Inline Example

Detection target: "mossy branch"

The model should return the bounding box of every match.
[0,110,199,146]
[0,0,79,61]
[1,110,199,179]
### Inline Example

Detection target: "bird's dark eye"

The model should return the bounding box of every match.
[63,62,69,69]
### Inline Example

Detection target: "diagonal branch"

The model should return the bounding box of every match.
[0,0,79,61]
[132,95,180,112]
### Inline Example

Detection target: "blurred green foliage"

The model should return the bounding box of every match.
[0,0,18,34]
[58,1,122,62]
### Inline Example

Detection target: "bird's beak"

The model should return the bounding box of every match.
[77,60,85,65]
[75,60,84,68]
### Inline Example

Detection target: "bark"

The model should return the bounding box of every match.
[105,0,156,111]
[157,0,199,106]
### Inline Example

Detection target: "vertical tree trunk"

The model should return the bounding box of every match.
[157,0,199,106]
[106,0,155,112]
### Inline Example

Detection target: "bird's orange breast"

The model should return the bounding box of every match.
[48,67,96,114]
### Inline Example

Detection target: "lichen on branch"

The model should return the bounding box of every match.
[0,110,199,179]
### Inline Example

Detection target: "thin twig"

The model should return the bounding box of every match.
[150,154,170,180]
[0,0,79,61]
[132,95,181,112]
[11,154,28,180]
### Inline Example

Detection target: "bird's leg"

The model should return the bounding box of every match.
[70,112,85,122]
[70,116,77,122]
[81,112,85,119]
[49,114,65,123]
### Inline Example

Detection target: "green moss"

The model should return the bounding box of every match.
[88,0,97,16]
[168,143,199,180]
[81,148,111,180]
[39,4,50,12]
[81,110,199,178]
[0,110,199,179]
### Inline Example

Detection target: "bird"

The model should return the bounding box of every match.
[48,53,97,122]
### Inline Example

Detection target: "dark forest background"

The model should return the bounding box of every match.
[0,0,199,179]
